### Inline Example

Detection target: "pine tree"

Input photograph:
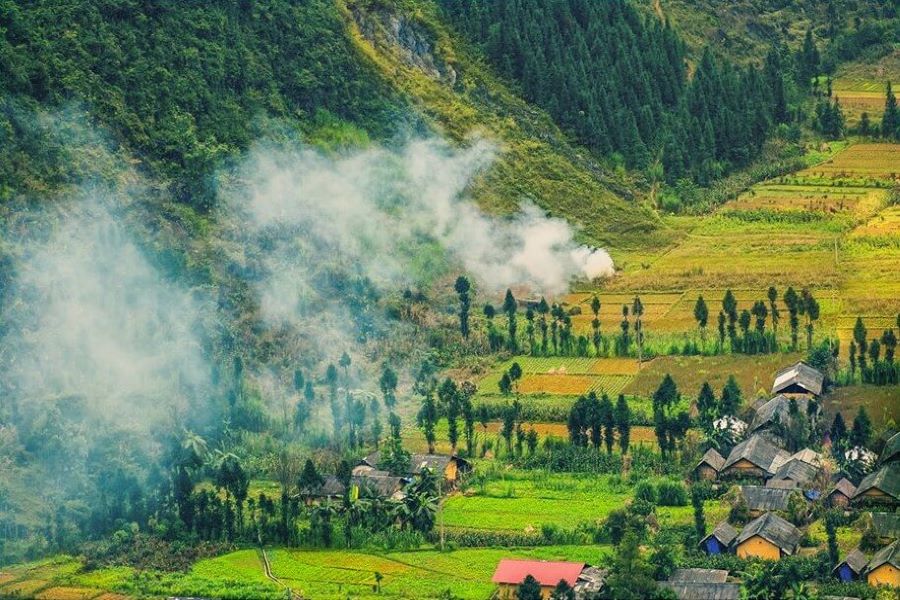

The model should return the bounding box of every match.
[454,276,471,339]
[615,394,631,454]
[883,81,899,140]
[697,382,717,427]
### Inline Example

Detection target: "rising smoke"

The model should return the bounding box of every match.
[225,138,613,330]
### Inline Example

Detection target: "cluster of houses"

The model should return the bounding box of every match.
[488,361,898,598]
[693,361,900,589]
[303,451,472,502]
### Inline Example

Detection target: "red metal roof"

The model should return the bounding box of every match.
[491,559,585,587]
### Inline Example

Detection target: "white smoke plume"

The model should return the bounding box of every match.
[0,194,215,431]
[226,138,613,326]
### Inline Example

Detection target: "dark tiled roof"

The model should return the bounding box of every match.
[771,362,824,396]
[741,486,793,512]
[832,548,868,575]
[750,395,811,432]
[880,431,900,465]
[697,448,726,472]
[352,474,406,498]
[735,512,802,555]
[853,463,900,500]
[872,513,900,540]
[668,569,728,583]
[701,522,738,547]
[829,478,857,499]
[659,582,740,600]
[766,479,798,490]
[306,476,347,498]
[771,459,821,488]
[867,539,900,572]
[722,435,788,474]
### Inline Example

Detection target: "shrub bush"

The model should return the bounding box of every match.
[657,480,689,506]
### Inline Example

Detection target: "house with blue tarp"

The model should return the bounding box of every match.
[699,521,738,555]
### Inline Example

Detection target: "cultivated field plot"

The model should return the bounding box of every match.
[851,205,900,238]
[477,357,638,398]
[268,545,609,599]
[796,143,900,181]
[725,184,884,216]
[821,385,900,428]
[832,90,886,126]
[443,470,727,535]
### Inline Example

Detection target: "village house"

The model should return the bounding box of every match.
[360,452,472,487]
[699,521,738,555]
[865,539,900,587]
[832,548,867,582]
[852,462,900,506]
[768,455,821,489]
[658,568,740,600]
[734,512,801,560]
[720,435,790,481]
[871,512,900,545]
[303,473,408,503]
[880,431,900,465]
[694,448,725,481]
[770,361,824,397]
[491,559,602,599]
[749,395,814,437]
[826,478,857,509]
[739,486,794,518]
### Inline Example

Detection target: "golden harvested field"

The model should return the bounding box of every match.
[725,185,884,216]
[832,90,885,125]
[851,205,900,238]
[519,374,595,395]
[36,587,103,600]
[797,143,900,180]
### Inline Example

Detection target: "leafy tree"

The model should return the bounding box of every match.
[537,298,550,355]
[854,317,868,373]
[697,382,717,428]
[825,511,840,565]
[504,289,518,352]
[439,378,460,453]
[767,286,780,340]
[802,290,820,349]
[516,575,542,600]
[633,296,645,364]
[379,365,398,410]
[298,459,324,494]
[652,375,688,456]
[850,406,872,448]
[525,308,537,355]
[692,486,706,541]
[717,311,726,350]
[339,352,352,379]
[550,579,575,600]
[591,295,602,355]
[722,290,738,348]
[526,428,539,455]
[830,412,847,455]
[883,81,899,140]
[720,376,742,416]
[417,392,438,454]
[508,362,523,396]
[501,404,516,455]
[454,276,471,339]
[784,287,801,350]
[694,295,709,343]
[600,394,616,454]
[615,395,631,454]
[882,329,897,363]
[499,372,512,396]
[460,381,476,457]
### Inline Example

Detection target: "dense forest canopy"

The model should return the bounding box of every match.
[441,0,788,183]
[0,0,407,206]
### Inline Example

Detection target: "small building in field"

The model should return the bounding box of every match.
[491,559,587,599]
[865,539,900,587]
[695,448,726,481]
[771,362,824,397]
[699,522,738,555]
[871,513,900,544]
[659,569,739,600]
[303,473,408,503]
[827,478,857,509]
[720,435,790,481]
[734,512,801,560]
[852,463,900,507]
[833,548,868,582]
[360,452,472,487]
[879,431,900,465]
[740,486,793,517]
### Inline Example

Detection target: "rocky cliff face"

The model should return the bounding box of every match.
[350,4,457,86]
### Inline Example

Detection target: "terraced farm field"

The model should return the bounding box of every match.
[475,143,898,416]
